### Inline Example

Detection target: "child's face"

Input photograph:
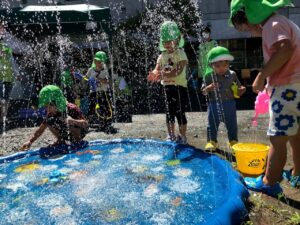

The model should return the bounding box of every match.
[163,40,177,53]
[46,103,58,115]
[235,23,262,37]
[94,60,104,69]
[212,61,230,75]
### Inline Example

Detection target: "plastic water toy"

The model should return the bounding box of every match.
[252,90,270,126]
[231,82,240,99]
[0,139,249,225]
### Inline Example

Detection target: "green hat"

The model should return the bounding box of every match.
[92,51,108,69]
[229,0,294,25]
[204,46,234,77]
[207,46,234,63]
[159,21,185,52]
[38,85,67,112]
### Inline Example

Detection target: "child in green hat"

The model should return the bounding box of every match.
[230,0,300,197]
[148,21,188,144]
[21,85,89,149]
[86,51,116,134]
[201,46,246,151]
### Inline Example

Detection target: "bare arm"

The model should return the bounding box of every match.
[66,117,89,129]
[21,123,47,150]
[253,39,294,92]
[261,39,294,79]
[148,63,162,82]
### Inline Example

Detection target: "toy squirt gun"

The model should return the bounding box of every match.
[72,71,112,120]
[231,82,240,99]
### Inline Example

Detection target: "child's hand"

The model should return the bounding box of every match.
[238,86,246,96]
[252,73,265,93]
[82,120,89,128]
[21,141,32,151]
[147,70,161,82]
[65,116,73,125]
[205,83,219,92]
[161,69,172,78]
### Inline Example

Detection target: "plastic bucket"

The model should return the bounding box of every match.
[233,143,269,176]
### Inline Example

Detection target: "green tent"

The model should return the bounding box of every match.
[0,4,111,37]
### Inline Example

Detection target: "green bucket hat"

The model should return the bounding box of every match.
[38,85,67,112]
[229,0,294,25]
[204,46,234,77]
[92,51,108,69]
[207,46,234,63]
[159,21,185,52]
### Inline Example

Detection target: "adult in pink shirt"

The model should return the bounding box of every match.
[230,0,300,197]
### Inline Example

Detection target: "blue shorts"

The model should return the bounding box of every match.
[0,82,13,100]
[268,83,300,136]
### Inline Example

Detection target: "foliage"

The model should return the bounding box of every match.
[288,212,300,225]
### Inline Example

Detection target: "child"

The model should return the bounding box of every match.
[198,25,218,79]
[148,21,188,144]
[202,46,246,151]
[22,85,89,149]
[86,51,116,134]
[230,0,300,197]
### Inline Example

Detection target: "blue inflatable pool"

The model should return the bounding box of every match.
[0,139,249,225]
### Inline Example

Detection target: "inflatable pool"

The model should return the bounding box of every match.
[0,139,249,225]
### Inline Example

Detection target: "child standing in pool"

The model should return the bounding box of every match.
[230,0,300,196]
[148,21,188,144]
[201,46,246,151]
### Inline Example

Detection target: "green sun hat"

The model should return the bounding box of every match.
[159,21,185,52]
[229,0,294,26]
[92,51,108,69]
[38,85,67,112]
[207,46,234,63]
[204,46,234,77]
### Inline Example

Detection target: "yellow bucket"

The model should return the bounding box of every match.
[233,143,269,176]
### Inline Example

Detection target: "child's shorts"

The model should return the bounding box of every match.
[268,83,300,136]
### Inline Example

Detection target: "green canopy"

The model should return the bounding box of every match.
[0,4,111,36]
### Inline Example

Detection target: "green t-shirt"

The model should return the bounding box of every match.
[0,44,13,83]
[60,69,74,88]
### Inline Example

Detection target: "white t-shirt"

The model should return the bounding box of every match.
[86,65,109,92]
[157,48,188,87]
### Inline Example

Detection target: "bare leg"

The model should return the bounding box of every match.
[167,122,175,138]
[263,135,289,185]
[69,127,83,143]
[179,124,187,138]
[48,126,65,145]
[289,127,300,176]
